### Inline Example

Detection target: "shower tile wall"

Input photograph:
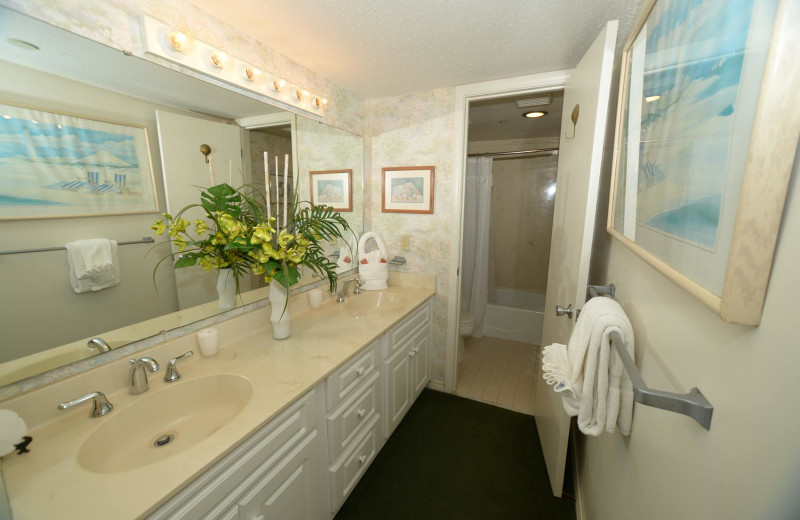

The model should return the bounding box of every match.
[492,155,558,293]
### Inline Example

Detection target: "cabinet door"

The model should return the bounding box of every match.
[384,344,412,437]
[410,325,430,400]
[235,432,320,520]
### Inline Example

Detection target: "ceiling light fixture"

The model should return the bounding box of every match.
[523,111,548,118]
[645,95,661,103]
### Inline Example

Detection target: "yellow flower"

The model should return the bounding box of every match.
[199,255,214,272]
[151,220,167,235]
[173,236,187,251]
[210,233,228,246]
[218,213,245,239]
[194,220,208,236]
[295,233,310,247]
[261,243,279,260]
[250,224,272,245]
[277,230,294,248]
[252,264,265,275]
[286,248,302,264]
[168,217,190,237]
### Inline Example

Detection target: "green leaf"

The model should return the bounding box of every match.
[175,254,200,268]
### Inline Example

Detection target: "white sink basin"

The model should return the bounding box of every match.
[345,292,405,315]
[78,374,253,473]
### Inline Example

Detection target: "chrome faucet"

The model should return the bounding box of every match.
[57,391,113,418]
[337,279,362,302]
[129,357,159,395]
[87,337,111,353]
[164,351,194,382]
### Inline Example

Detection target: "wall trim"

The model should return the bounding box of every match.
[444,69,572,392]
[426,379,445,392]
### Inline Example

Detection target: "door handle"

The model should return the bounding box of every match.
[555,304,573,319]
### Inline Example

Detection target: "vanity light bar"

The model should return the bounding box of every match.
[140,15,326,117]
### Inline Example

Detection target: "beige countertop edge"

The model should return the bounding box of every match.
[3,278,435,520]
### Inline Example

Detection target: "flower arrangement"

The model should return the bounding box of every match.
[151,181,352,295]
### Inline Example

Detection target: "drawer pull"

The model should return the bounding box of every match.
[356,366,366,376]
[357,408,367,418]
[409,350,416,358]
[358,454,367,465]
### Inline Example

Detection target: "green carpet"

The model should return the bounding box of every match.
[334,389,576,520]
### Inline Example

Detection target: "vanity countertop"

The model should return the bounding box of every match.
[1,273,435,520]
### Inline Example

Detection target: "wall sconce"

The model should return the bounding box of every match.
[168,30,188,52]
[245,67,261,82]
[211,51,228,68]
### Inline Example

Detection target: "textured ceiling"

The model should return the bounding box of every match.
[186,0,643,99]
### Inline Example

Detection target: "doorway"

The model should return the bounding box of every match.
[454,89,564,413]
[445,70,571,393]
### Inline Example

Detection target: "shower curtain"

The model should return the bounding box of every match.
[461,156,493,337]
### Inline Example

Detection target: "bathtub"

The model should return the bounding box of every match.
[484,288,545,345]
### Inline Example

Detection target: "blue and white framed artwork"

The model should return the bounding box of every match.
[610,0,779,297]
[0,103,158,219]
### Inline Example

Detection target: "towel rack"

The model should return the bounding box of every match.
[0,237,155,256]
[586,284,714,430]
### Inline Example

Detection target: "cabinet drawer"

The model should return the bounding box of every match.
[386,301,430,356]
[329,415,380,512]
[148,390,317,520]
[325,340,378,411]
[327,372,380,462]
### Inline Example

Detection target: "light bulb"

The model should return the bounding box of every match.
[245,67,261,82]
[168,30,188,52]
[211,51,228,68]
[273,78,286,91]
[296,89,309,101]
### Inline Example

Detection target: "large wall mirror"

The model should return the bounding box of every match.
[0,8,364,397]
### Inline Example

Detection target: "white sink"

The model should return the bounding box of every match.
[78,374,253,473]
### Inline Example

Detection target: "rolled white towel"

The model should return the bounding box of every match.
[65,239,121,293]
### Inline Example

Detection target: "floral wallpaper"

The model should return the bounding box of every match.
[364,88,456,383]
[3,0,364,135]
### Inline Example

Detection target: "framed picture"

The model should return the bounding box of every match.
[0,102,159,219]
[381,166,435,214]
[607,0,799,325]
[309,169,352,211]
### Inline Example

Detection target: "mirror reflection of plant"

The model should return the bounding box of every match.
[151,183,352,297]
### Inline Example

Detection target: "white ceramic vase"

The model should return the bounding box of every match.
[269,279,291,339]
[216,269,236,310]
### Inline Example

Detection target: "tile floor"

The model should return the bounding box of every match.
[455,336,541,415]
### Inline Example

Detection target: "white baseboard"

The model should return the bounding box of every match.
[426,379,445,392]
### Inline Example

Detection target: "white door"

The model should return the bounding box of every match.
[156,111,246,310]
[533,20,618,497]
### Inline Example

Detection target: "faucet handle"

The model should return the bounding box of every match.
[164,351,194,382]
[57,391,113,418]
[353,279,362,295]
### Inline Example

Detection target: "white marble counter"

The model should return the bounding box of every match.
[0,273,435,519]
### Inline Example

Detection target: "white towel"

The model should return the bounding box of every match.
[357,232,389,290]
[65,239,121,293]
[541,296,635,436]
[0,409,27,457]
[337,237,357,272]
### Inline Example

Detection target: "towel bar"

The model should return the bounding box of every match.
[587,284,714,430]
[0,237,155,256]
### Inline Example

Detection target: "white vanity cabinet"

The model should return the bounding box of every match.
[324,339,383,512]
[148,390,322,520]
[383,301,431,437]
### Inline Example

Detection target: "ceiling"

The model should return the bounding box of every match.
[469,90,564,142]
[186,0,643,99]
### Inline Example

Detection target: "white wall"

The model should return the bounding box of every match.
[577,146,800,519]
